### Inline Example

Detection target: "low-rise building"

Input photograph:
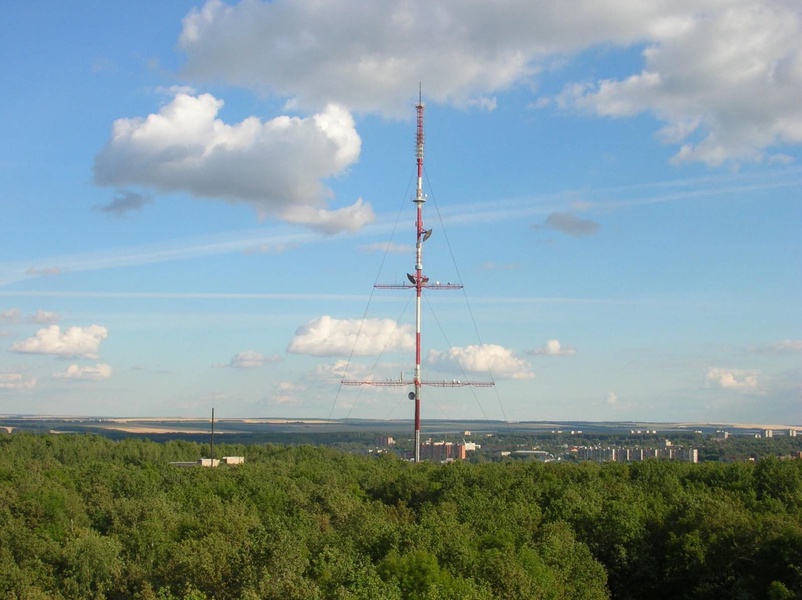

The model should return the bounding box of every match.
[576,445,697,464]
[420,440,466,462]
[578,447,618,462]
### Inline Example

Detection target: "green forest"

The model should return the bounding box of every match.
[0,433,800,600]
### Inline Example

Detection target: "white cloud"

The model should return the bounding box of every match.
[316,359,377,382]
[9,325,108,359]
[287,315,414,357]
[94,93,371,233]
[315,359,353,382]
[281,198,374,234]
[607,391,618,405]
[529,339,577,356]
[705,367,760,392]
[54,364,113,380]
[558,2,802,165]
[178,0,708,116]
[272,381,304,404]
[28,310,60,325]
[178,1,802,163]
[0,373,36,390]
[316,359,404,384]
[428,344,534,380]
[179,0,539,115]
[1,308,21,322]
[218,350,279,369]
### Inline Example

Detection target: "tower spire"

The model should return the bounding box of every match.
[342,90,493,463]
[412,92,426,462]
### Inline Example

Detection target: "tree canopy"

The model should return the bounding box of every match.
[0,432,800,599]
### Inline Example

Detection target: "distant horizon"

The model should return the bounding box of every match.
[3,414,799,430]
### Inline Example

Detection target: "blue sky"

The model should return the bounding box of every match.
[1,0,800,425]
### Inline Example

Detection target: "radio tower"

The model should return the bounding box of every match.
[343,90,493,463]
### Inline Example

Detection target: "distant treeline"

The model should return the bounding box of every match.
[2,422,397,448]
[7,420,802,463]
[0,432,800,599]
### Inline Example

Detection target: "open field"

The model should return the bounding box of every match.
[1,415,799,438]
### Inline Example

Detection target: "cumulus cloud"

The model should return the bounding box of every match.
[0,373,36,390]
[178,0,802,163]
[606,391,618,405]
[705,367,760,392]
[177,0,699,115]
[535,212,600,237]
[529,339,577,356]
[94,93,371,233]
[556,2,802,165]
[54,364,113,380]
[9,325,108,359]
[287,316,414,357]
[179,0,532,115]
[94,190,153,217]
[428,344,534,380]
[281,198,374,234]
[217,350,279,368]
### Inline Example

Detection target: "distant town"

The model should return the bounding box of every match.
[1,416,800,464]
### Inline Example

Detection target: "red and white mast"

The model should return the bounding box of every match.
[412,92,426,463]
[343,90,493,463]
